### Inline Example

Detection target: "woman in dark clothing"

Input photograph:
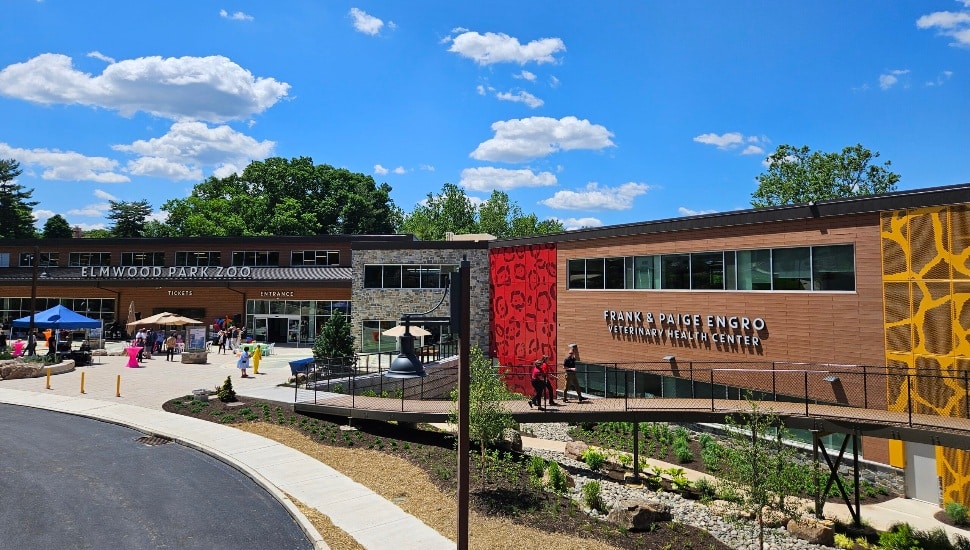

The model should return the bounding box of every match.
[562,343,587,402]
[529,360,546,409]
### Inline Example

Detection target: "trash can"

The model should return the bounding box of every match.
[192,389,209,402]
[289,357,315,375]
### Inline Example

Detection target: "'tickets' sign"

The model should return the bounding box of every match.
[604,310,767,348]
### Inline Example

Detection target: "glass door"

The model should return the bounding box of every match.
[287,318,301,343]
[253,317,267,343]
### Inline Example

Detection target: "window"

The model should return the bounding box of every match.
[772,247,811,291]
[567,244,854,292]
[231,251,279,266]
[19,252,59,267]
[363,264,456,289]
[69,252,111,267]
[0,253,8,268]
[736,249,771,290]
[291,250,339,266]
[691,252,724,290]
[812,245,855,291]
[175,251,221,266]
[121,252,165,266]
[661,254,690,289]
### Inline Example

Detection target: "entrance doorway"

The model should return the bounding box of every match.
[905,442,940,505]
[253,315,300,344]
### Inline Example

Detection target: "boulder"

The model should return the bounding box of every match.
[564,440,588,460]
[496,428,523,453]
[760,506,789,528]
[786,518,835,547]
[0,364,44,380]
[606,499,671,531]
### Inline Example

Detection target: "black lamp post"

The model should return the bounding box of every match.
[382,259,470,550]
[28,245,39,336]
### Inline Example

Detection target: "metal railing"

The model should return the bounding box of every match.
[296,357,970,434]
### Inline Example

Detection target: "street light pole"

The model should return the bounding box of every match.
[28,245,39,335]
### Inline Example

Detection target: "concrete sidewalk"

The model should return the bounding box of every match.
[0,347,454,550]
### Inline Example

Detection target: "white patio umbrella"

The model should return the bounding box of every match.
[382,324,431,337]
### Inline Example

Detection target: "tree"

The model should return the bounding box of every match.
[717,399,802,550]
[400,182,478,240]
[312,312,355,365]
[82,228,113,238]
[0,158,38,239]
[449,345,517,477]
[107,200,152,237]
[141,220,174,238]
[41,214,73,238]
[162,157,402,236]
[751,144,900,208]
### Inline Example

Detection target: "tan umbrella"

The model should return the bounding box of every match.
[382,324,431,337]
[126,301,137,328]
[127,312,202,327]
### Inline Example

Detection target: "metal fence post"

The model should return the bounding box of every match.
[804,370,809,416]
[772,362,777,401]
[863,365,868,409]
[710,370,715,411]
[690,361,695,398]
[624,370,629,410]
[907,373,913,426]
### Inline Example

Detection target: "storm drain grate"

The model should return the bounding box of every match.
[135,435,172,446]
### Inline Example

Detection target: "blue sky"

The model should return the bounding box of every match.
[1,1,969,233]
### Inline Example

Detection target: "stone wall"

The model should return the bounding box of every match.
[351,247,490,353]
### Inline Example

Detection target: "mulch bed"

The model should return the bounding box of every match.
[163,394,732,550]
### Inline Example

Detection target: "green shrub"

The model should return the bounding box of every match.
[879,522,920,550]
[947,501,969,526]
[693,477,716,501]
[914,526,954,550]
[674,442,694,463]
[582,480,606,512]
[546,462,568,494]
[527,455,547,478]
[217,376,237,402]
[581,448,607,471]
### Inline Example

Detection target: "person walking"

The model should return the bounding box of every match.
[165,332,177,362]
[237,347,251,378]
[562,343,587,402]
[25,330,37,356]
[529,359,546,409]
[540,355,559,406]
[217,329,226,354]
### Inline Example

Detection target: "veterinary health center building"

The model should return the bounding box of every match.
[0,183,968,506]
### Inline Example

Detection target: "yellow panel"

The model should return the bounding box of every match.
[888,440,905,468]
[951,206,970,280]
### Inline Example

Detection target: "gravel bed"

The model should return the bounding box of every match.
[521,422,829,550]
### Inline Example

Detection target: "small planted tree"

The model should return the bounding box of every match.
[312,311,355,366]
[217,376,237,402]
[449,345,516,478]
[719,398,801,550]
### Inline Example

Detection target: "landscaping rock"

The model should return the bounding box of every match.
[786,518,835,547]
[564,440,588,460]
[180,351,208,364]
[0,364,44,380]
[606,499,671,531]
[497,428,523,453]
[760,506,789,528]
[707,499,753,521]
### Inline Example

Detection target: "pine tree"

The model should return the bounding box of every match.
[312,312,355,365]
[42,214,73,238]
[107,200,153,237]
[0,159,38,239]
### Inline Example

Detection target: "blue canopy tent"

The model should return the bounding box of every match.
[12,304,102,330]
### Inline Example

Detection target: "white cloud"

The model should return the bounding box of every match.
[694,132,768,155]
[33,209,56,221]
[71,222,107,231]
[94,189,118,201]
[459,166,557,191]
[514,70,537,82]
[475,84,487,95]
[0,53,290,123]
[549,75,560,88]
[540,181,650,211]
[374,164,389,175]
[419,164,435,172]
[113,121,275,180]
[0,142,129,183]
[67,203,111,217]
[879,69,910,90]
[495,90,544,108]
[220,9,254,21]
[445,30,565,65]
[678,207,718,216]
[926,70,954,86]
[556,216,602,230]
[917,6,970,46]
[147,210,169,222]
[87,51,115,64]
[349,7,389,36]
[212,163,242,179]
[470,116,615,163]
[392,166,406,174]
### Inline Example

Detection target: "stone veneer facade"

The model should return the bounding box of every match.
[351,245,491,353]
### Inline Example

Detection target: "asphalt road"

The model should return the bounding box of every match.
[0,404,312,550]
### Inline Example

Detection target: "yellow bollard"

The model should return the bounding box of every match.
[80,372,85,394]
[46,368,51,390]
[116,375,121,397]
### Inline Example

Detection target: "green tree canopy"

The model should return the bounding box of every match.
[41,214,73,238]
[0,158,38,239]
[108,200,153,237]
[161,157,402,236]
[312,312,355,364]
[751,144,900,208]
[401,185,564,240]
[82,228,113,238]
